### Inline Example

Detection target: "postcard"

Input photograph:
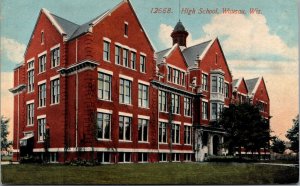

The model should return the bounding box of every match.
[1,0,298,184]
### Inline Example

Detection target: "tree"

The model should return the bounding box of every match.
[219,103,270,159]
[1,116,12,151]
[286,115,299,153]
[271,137,286,154]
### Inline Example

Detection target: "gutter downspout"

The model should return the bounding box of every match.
[17,68,20,161]
[75,39,78,150]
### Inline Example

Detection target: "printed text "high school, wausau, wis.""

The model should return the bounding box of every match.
[150,7,262,15]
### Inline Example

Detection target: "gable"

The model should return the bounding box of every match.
[237,78,248,95]
[200,38,232,81]
[253,77,270,102]
[25,9,66,57]
[165,45,188,70]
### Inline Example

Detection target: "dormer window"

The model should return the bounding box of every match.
[41,31,44,44]
[124,22,128,37]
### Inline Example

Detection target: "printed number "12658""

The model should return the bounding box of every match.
[150,8,172,14]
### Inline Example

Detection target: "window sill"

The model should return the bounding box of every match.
[118,162,133,164]
[138,141,149,144]
[140,71,146,74]
[119,103,132,106]
[158,142,168,144]
[184,115,192,118]
[97,139,112,141]
[184,144,192,146]
[159,111,169,114]
[119,140,133,142]
[38,71,46,75]
[103,59,111,63]
[37,141,44,143]
[37,106,46,109]
[138,106,149,109]
[98,98,113,102]
[27,91,34,94]
[26,125,34,127]
[50,103,59,106]
[51,65,60,69]
[124,35,128,38]
[172,113,181,116]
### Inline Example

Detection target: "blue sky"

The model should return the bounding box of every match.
[1,0,299,140]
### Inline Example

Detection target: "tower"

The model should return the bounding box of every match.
[171,20,189,47]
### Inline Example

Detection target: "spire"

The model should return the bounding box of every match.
[171,20,189,47]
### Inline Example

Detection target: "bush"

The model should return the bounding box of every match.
[206,156,258,163]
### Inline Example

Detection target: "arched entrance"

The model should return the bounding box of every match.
[213,135,220,155]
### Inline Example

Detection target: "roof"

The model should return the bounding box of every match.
[232,79,239,87]
[49,13,80,39]
[245,77,260,94]
[173,20,186,32]
[181,40,212,66]
[155,39,213,66]
[69,10,110,40]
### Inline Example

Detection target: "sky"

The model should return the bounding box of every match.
[1,0,299,141]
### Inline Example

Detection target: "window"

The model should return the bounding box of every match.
[159,153,167,162]
[119,79,131,104]
[123,48,129,67]
[140,55,146,73]
[173,69,180,84]
[211,76,217,92]
[211,102,223,120]
[218,77,224,93]
[167,67,172,81]
[201,73,208,90]
[171,94,180,114]
[38,118,46,141]
[138,84,149,108]
[119,116,131,141]
[184,154,192,161]
[202,101,208,120]
[38,83,46,107]
[115,45,121,65]
[184,97,191,116]
[103,41,110,61]
[158,90,167,112]
[51,79,60,104]
[138,153,148,162]
[124,23,128,37]
[138,119,148,142]
[130,52,136,69]
[119,152,131,163]
[159,122,167,143]
[211,103,217,120]
[97,113,111,140]
[172,153,180,162]
[98,72,111,100]
[97,152,110,163]
[39,55,46,73]
[172,124,180,144]
[28,60,34,92]
[225,83,229,98]
[184,126,191,145]
[41,31,44,44]
[51,47,60,67]
[27,103,34,126]
[50,152,58,163]
[181,72,185,86]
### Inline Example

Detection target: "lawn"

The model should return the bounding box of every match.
[1,162,299,184]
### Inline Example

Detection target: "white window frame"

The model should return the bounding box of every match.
[119,115,132,141]
[27,102,34,126]
[124,22,128,37]
[159,153,167,162]
[184,97,192,117]
[50,78,60,104]
[115,45,121,65]
[172,123,180,144]
[171,93,180,114]
[159,122,167,143]
[119,78,132,105]
[103,40,110,62]
[138,119,148,142]
[27,60,34,93]
[119,152,131,163]
[38,117,46,142]
[98,152,111,163]
[38,83,46,107]
[158,90,167,112]
[138,83,149,108]
[130,51,136,70]
[202,101,208,120]
[138,153,148,163]
[98,72,112,101]
[123,48,129,67]
[140,55,146,73]
[201,73,208,91]
[38,54,46,73]
[51,46,60,68]
[184,125,192,145]
[97,112,111,140]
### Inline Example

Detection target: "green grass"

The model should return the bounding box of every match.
[1,163,299,184]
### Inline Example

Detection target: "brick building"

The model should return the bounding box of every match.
[9,0,270,163]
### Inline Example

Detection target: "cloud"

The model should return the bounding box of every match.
[158,24,173,48]
[202,14,297,61]
[1,72,14,140]
[1,37,25,63]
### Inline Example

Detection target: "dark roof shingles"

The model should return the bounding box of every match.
[245,77,259,93]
